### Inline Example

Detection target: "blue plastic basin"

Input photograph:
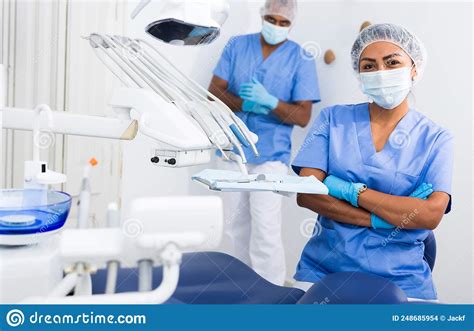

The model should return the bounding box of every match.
[0,189,72,235]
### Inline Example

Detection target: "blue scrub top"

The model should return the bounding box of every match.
[292,103,454,300]
[213,33,321,165]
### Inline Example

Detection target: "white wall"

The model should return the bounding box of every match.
[62,0,127,226]
[1,0,127,227]
[124,0,473,303]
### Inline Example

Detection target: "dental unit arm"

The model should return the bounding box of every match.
[2,103,137,189]
[0,25,257,304]
[1,31,259,171]
[85,33,259,167]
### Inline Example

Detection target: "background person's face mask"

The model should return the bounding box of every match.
[261,20,290,45]
[359,67,414,109]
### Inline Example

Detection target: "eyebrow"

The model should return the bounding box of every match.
[265,15,291,25]
[383,53,403,60]
[360,53,403,63]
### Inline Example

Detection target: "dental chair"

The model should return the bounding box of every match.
[91,232,437,304]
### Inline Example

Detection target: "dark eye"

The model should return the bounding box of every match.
[266,17,276,24]
[361,63,375,71]
[386,59,401,66]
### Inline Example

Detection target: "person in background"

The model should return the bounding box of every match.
[208,0,321,285]
[292,23,453,301]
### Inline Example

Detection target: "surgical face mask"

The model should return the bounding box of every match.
[359,67,414,110]
[261,20,290,45]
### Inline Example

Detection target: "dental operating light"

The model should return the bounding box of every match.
[131,0,230,46]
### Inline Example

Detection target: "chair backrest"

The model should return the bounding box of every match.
[423,231,437,271]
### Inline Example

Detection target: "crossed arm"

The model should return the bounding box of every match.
[208,75,312,127]
[297,168,450,230]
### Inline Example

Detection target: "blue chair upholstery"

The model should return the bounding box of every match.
[91,233,436,304]
[297,272,408,304]
[92,252,305,304]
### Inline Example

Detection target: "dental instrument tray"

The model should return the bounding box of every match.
[192,169,328,195]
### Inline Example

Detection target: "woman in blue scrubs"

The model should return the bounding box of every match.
[292,23,453,301]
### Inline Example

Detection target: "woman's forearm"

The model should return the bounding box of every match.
[298,168,371,227]
[358,189,449,230]
[297,193,372,227]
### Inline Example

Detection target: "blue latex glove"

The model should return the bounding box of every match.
[239,78,279,110]
[371,214,395,229]
[242,100,272,115]
[323,175,366,207]
[410,183,433,200]
[371,183,434,229]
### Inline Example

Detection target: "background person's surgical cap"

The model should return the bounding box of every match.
[261,0,297,23]
[351,23,427,79]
